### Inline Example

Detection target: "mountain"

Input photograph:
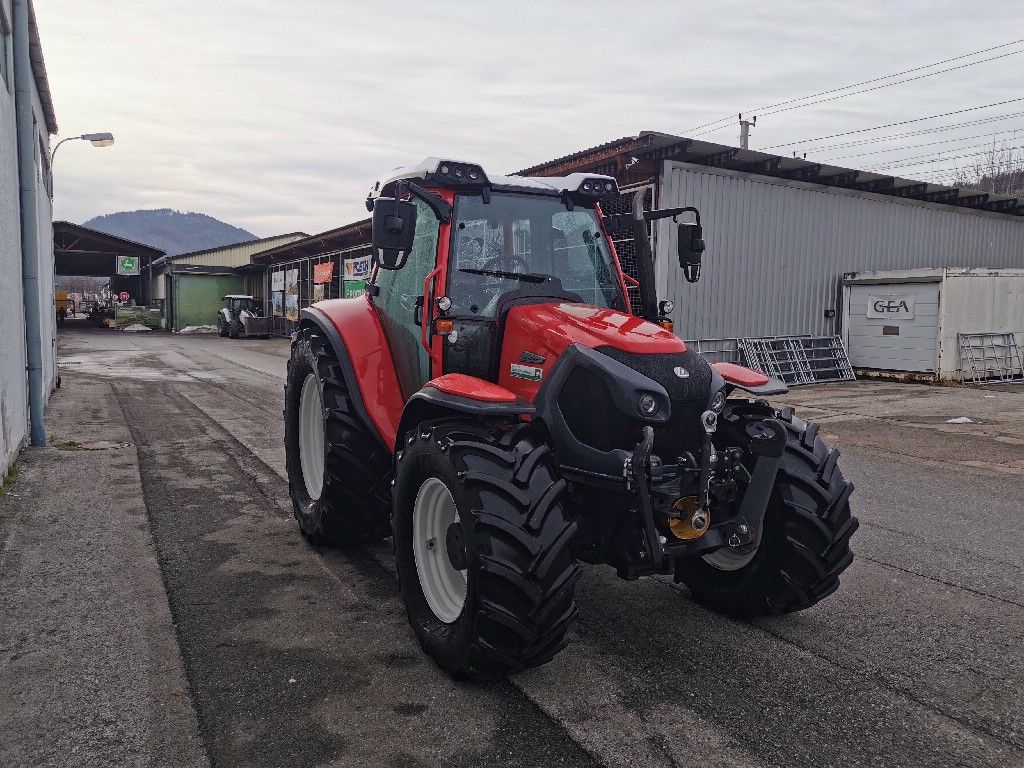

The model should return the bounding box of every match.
[82,209,257,256]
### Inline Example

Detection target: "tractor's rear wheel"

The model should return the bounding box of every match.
[393,420,579,680]
[217,318,229,337]
[284,326,390,545]
[675,401,858,615]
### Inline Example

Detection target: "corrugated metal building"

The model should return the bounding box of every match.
[148,232,306,330]
[521,132,1024,360]
[1,0,57,468]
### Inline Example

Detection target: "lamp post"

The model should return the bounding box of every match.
[50,132,115,167]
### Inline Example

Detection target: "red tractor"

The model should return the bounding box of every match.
[285,158,857,679]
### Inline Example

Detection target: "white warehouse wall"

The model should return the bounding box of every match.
[0,0,29,474]
[0,0,55,474]
[939,269,1024,381]
[656,160,1024,342]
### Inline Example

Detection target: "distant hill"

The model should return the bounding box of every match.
[82,209,257,256]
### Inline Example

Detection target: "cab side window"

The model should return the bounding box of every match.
[373,198,439,396]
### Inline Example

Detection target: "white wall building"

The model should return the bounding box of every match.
[1,0,57,475]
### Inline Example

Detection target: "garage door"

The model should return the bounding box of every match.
[846,283,940,373]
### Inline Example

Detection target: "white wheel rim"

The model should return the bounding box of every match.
[413,477,467,623]
[298,373,325,501]
[701,541,759,571]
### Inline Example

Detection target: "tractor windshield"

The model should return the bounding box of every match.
[447,193,625,317]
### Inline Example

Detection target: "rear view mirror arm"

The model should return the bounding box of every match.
[405,181,452,223]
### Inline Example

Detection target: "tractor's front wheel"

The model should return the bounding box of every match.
[228,320,243,339]
[393,421,579,680]
[284,327,390,545]
[675,401,858,615]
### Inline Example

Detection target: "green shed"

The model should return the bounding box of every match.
[168,272,245,331]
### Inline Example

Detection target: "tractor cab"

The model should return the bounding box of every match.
[364,159,684,400]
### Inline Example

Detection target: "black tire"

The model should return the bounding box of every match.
[228,320,243,339]
[393,420,579,680]
[217,318,228,337]
[284,326,391,545]
[675,400,858,615]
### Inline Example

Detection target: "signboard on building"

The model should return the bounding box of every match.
[866,294,916,320]
[271,271,285,292]
[285,268,299,321]
[312,284,325,302]
[313,261,335,284]
[271,292,284,317]
[116,256,140,276]
[343,254,371,298]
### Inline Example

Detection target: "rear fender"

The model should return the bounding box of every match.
[396,374,534,450]
[712,361,788,396]
[299,299,404,452]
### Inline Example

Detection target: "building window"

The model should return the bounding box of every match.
[0,7,11,93]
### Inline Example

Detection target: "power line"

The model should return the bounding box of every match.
[685,38,1024,135]
[758,97,1024,150]
[870,144,1024,172]
[804,111,1024,152]
[819,128,1023,162]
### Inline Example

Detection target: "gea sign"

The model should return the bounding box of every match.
[867,294,915,320]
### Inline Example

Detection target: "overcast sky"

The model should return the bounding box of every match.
[36,0,1024,237]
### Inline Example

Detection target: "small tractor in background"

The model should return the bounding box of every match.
[218,294,270,339]
[284,158,858,680]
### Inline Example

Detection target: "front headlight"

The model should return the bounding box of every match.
[709,389,727,413]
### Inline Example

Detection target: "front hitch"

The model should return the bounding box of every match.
[718,419,787,550]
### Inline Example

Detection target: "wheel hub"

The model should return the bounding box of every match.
[445,522,468,571]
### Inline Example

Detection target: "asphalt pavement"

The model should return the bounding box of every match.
[1,322,1022,768]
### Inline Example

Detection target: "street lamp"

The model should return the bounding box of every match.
[50,132,115,166]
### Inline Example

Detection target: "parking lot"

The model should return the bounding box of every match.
[2,325,1023,768]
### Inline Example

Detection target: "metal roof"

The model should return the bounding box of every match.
[28,1,57,134]
[53,221,165,257]
[250,219,372,264]
[153,231,309,268]
[519,131,1024,217]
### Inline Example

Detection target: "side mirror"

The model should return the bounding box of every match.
[372,197,417,270]
[678,222,705,283]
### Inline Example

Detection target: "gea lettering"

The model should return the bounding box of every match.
[873,299,910,313]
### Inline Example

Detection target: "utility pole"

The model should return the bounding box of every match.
[739,113,756,149]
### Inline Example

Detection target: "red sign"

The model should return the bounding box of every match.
[119,292,130,301]
[313,261,335,284]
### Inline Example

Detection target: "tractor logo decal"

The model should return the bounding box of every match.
[519,351,545,364]
[510,363,543,382]
[673,366,690,378]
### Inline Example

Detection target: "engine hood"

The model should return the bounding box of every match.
[509,303,686,355]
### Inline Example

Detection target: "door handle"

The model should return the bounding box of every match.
[413,296,424,327]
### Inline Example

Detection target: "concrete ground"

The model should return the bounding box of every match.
[1,324,1022,768]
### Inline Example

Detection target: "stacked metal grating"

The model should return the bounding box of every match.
[738,336,856,386]
[958,332,1024,384]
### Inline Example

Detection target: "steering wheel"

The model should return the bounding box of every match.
[481,254,528,274]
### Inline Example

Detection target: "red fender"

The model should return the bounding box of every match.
[425,373,518,403]
[712,362,769,388]
[304,297,404,451]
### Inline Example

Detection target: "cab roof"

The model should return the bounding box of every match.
[366,157,618,202]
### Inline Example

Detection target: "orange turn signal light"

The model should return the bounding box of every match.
[435,319,455,334]
[659,319,674,332]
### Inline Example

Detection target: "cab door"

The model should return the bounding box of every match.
[370,197,440,399]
